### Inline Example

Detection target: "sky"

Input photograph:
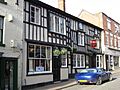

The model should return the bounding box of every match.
[40,0,120,22]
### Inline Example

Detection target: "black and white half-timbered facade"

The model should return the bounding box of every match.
[23,0,102,86]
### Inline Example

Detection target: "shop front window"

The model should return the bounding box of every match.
[28,44,52,75]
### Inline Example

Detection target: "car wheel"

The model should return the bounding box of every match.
[109,74,112,81]
[79,82,83,85]
[96,77,102,85]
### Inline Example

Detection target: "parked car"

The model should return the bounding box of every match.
[75,68,112,85]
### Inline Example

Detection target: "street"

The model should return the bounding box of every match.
[62,72,120,90]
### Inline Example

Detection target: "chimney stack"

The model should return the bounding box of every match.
[58,0,65,11]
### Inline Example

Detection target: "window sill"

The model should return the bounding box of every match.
[27,71,52,76]
[0,43,5,47]
[0,1,7,5]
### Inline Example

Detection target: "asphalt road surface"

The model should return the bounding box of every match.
[63,72,120,90]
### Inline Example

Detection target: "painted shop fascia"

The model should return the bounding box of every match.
[22,0,102,87]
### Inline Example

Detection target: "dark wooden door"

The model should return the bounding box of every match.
[0,58,17,90]
[53,56,60,82]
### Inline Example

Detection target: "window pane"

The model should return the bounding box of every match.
[73,55,76,67]
[77,55,80,67]
[61,54,67,67]
[41,46,46,58]
[29,59,35,72]
[60,17,64,34]
[81,55,84,66]
[30,6,35,22]
[36,8,40,24]
[0,17,3,29]
[47,47,51,58]
[28,45,34,57]
[35,46,40,58]
[55,16,59,32]
[0,30,2,43]
[45,60,50,71]
[79,23,83,29]
[49,13,54,31]
[35,59,45,72]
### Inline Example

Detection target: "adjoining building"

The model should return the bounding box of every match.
[0,0,24,90]
[79,10,120,71]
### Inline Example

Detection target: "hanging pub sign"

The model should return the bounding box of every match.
[90,40,97,48]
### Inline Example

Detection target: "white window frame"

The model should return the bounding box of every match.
[114,35,117,47]
[110,33,113,47]
[30,5,40,24]
[96,55,102,68]
[114,24,119,34]
[105,31,109,45]
[95,29,98,35]
[94,37,100,49]
[107,18,111,30]
[28,44,52,75]
[118,39,120,48]
[78,32,84,46]
[73,54,85,68]
[79,23,83,30]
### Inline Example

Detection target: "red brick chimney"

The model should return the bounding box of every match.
[58,0,65,11]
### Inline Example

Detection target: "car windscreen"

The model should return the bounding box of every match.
[80,69,97,73]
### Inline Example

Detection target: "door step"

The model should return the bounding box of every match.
[54,81,61,84]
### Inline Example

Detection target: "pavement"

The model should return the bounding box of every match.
[27,68,120,90]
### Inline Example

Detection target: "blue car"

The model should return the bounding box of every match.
[75,68,112,85]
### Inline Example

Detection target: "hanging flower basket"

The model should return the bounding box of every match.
[53,49,61,56]
[61,48,67,55]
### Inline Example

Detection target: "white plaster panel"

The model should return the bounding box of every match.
[60,68,68,80]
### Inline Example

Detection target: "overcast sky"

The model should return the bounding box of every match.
[40,0,120,22]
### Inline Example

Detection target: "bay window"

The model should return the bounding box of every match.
[73,54,85,68]
[28,44,52,74]
[49,13,66,35]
